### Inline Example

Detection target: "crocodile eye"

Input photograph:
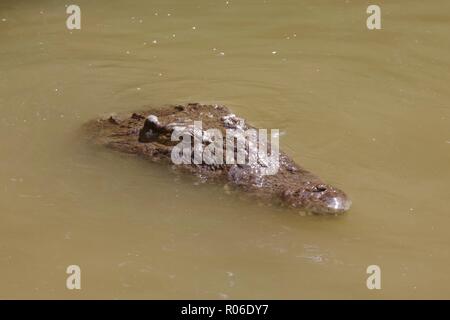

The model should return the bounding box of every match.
[145,130,154,138]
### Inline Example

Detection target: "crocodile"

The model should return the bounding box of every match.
[83,103,351,215]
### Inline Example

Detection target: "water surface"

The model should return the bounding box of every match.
[0,0,449,298]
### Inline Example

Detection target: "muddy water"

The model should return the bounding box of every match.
[0,0,449,299]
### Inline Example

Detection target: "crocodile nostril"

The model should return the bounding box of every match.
[312,185,327,192]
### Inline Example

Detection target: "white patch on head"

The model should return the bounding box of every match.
[147,115,159,124]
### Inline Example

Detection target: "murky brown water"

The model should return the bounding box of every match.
[1,0,449,299]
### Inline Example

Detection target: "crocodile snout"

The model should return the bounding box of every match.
[282,184,352,215]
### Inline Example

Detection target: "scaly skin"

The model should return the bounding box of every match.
[83,103,351,215]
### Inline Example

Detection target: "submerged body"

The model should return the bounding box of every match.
[84,103,351,215]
